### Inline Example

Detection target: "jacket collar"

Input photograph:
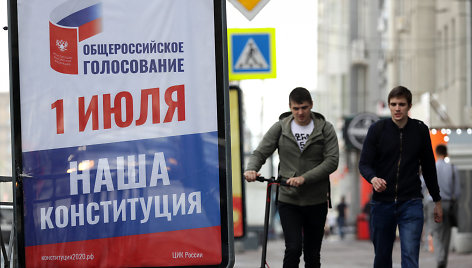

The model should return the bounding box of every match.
[388,116,412,130]
[280,111,326,142]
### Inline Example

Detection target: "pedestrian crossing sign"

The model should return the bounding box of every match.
[228,28,276,80]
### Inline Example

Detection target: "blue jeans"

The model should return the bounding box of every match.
[370,199,424,268]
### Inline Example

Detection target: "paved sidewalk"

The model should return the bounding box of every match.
[234,236,472,267]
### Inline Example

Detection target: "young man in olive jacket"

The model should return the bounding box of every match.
[359,86,443,268]
[244,87,339,268]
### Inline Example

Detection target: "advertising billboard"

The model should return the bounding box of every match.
[8,0,233,267]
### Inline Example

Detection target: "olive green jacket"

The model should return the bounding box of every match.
[246,112,339,206]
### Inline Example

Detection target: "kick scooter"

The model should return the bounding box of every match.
[255,176,290,268]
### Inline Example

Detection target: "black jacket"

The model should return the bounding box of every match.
[359,118,441,202]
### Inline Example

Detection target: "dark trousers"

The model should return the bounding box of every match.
[278,201,328,268]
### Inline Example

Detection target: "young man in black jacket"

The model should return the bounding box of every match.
[359,86,443,268]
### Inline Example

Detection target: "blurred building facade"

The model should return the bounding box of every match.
[386,0,472,128]
[317,0,386,120]
[319,0,472,136]
[316,0,348,122]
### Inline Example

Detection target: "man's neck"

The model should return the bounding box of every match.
[392,117,408,129]
[292,119,313,127]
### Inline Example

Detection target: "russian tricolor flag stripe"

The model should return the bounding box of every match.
[26,226,222,267]
[49,0,102,74]
[50,1,102,42]
[78,17,102,41]
[54,3,102,42]
[57,4,102,27]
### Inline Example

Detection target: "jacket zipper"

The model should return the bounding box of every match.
[395,130,403,202]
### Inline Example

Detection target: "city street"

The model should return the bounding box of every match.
[235,236,472,268]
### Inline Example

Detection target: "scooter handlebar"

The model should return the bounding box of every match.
[255,176,291,186]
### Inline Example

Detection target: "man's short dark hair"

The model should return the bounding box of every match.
[388,86,412,106]
[435,144,448,157]
[289,87,313,105]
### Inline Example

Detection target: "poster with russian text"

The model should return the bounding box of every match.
[15,0,229,267]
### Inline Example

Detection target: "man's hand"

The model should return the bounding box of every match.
[286,176,305,187]
[243,170,260,182]
[371,177,387,192]
[434,201,443,223]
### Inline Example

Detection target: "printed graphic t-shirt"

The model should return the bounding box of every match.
[291,119,314,151]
